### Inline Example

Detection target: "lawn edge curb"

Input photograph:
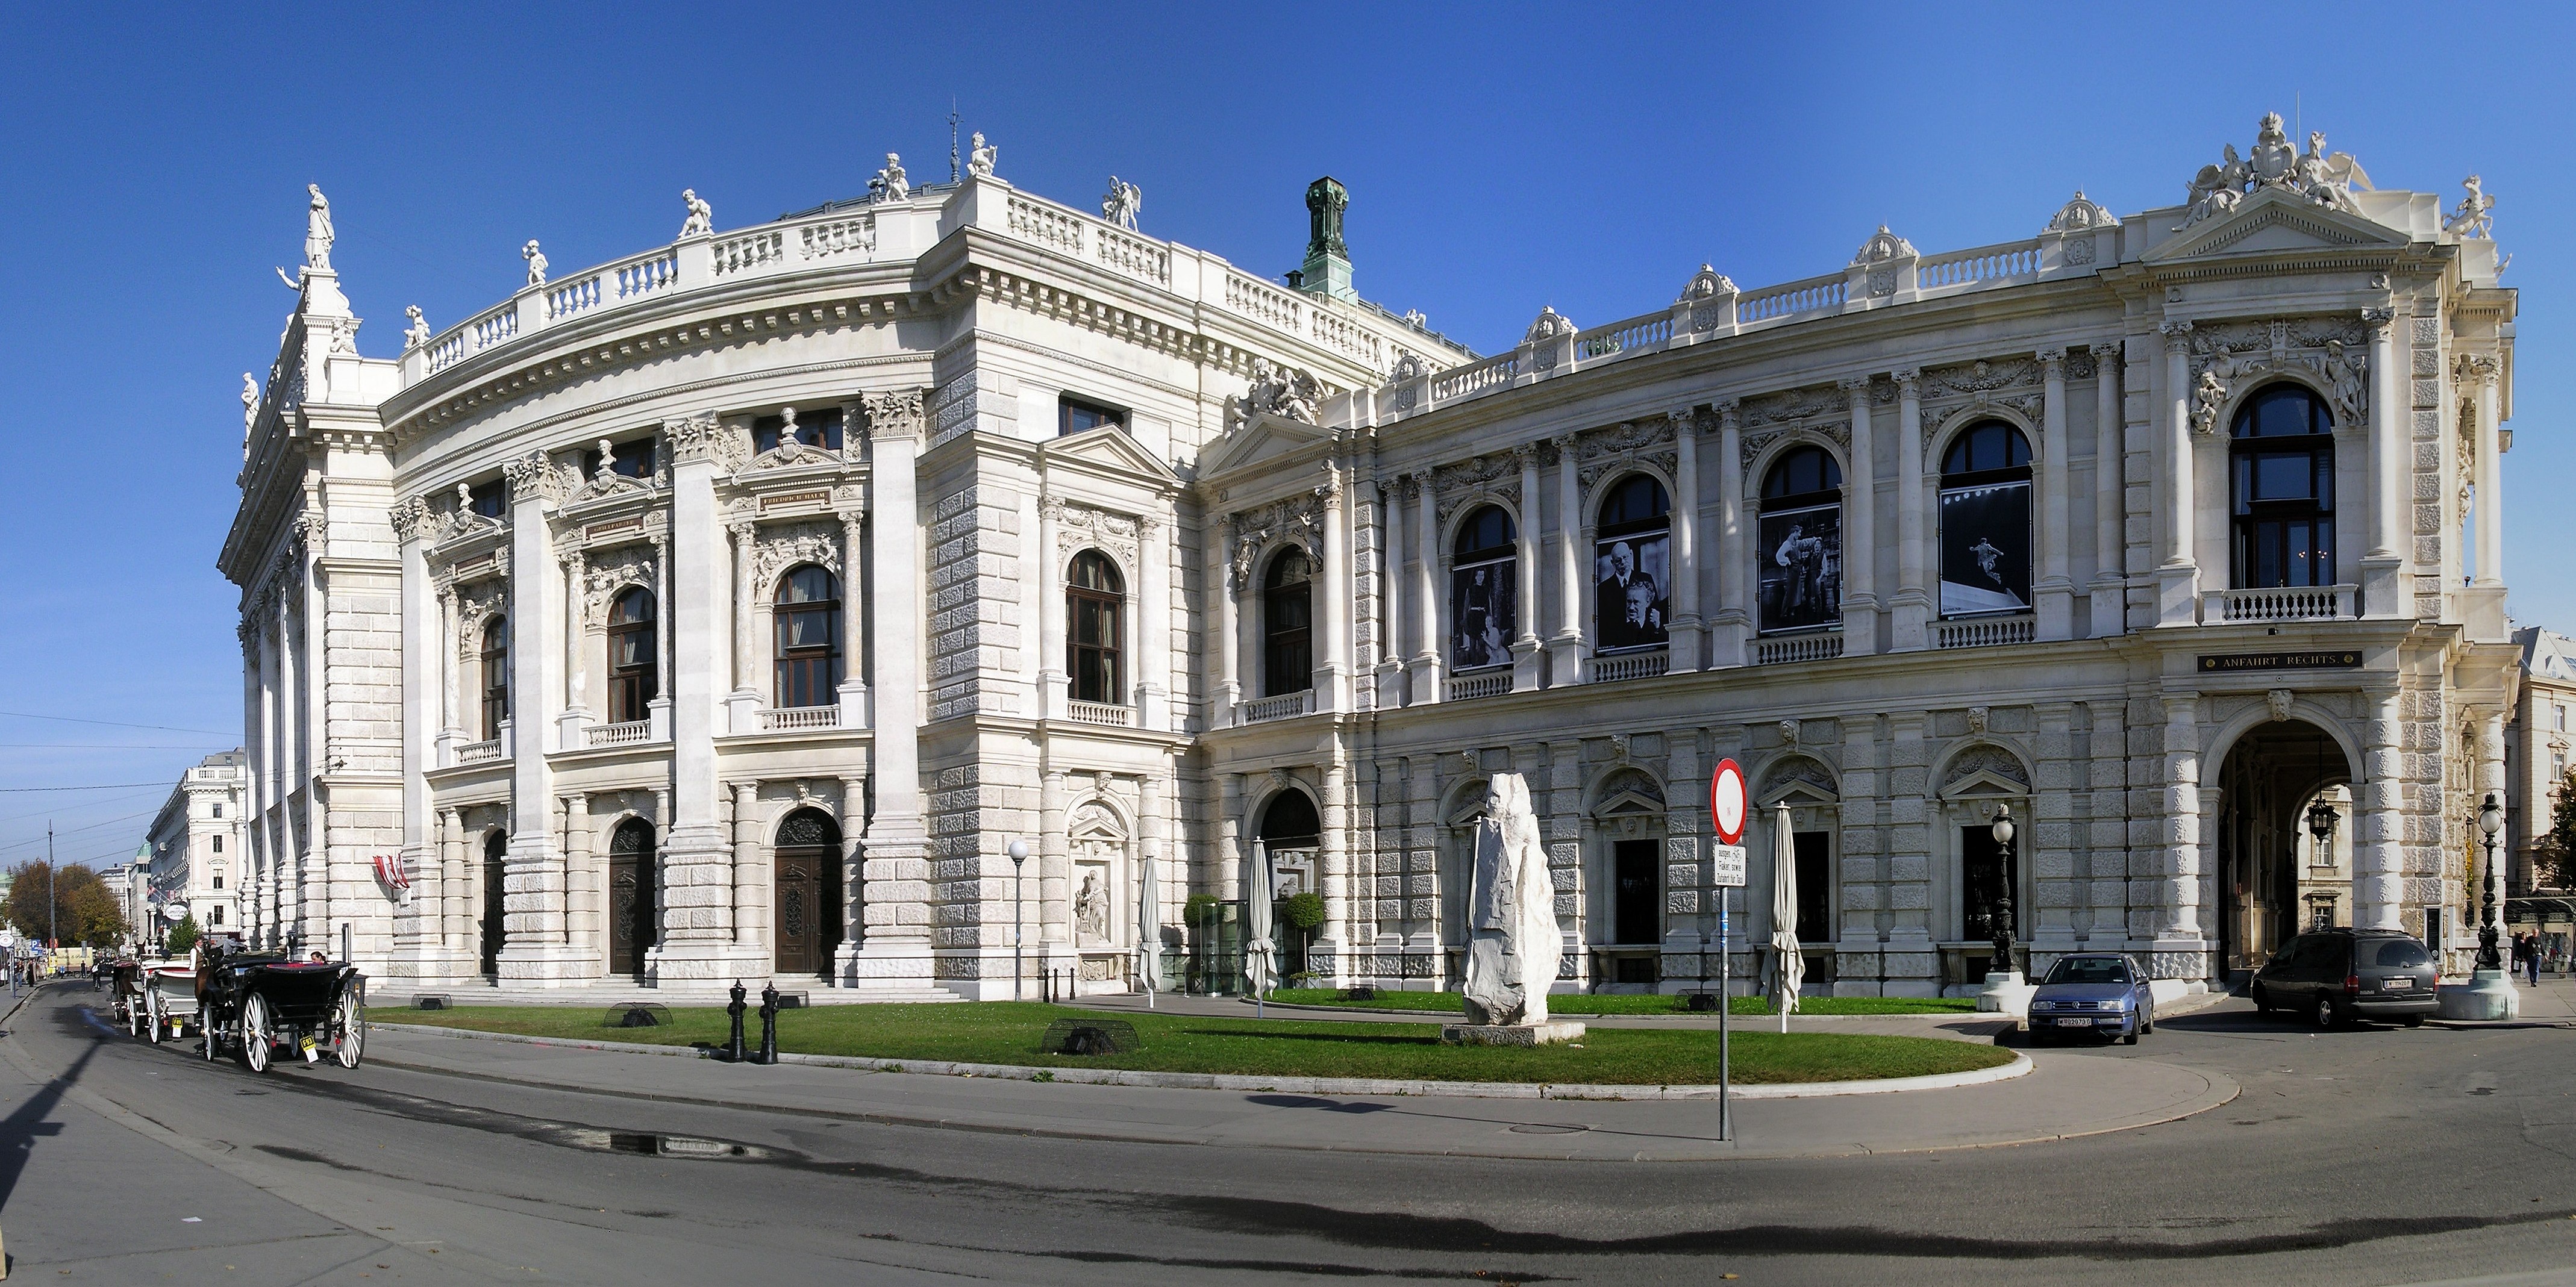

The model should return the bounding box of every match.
[367,1020,2031,1099]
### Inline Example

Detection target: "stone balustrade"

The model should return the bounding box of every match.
[1237,690,1317,725]
[1584,650,1671,685]
[584,719,652,748]
[1066,700,1134,727]
[2204,584,2356,623]
[1754,633,1844,665]
[758,705,840,732]
[1934,615,2038,649]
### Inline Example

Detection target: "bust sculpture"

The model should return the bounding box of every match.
[1461,772,1558,1027]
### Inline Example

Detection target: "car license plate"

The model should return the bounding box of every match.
[2384,979,2414,991]
[2054,1017,2092,1027]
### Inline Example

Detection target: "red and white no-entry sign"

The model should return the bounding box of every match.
[1709,758,1748,844]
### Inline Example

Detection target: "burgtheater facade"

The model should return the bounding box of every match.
[222,115,2519,999]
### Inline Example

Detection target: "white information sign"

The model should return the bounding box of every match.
[1710,844,1748,888]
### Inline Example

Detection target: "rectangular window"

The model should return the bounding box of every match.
[1793,831,1831,943]
[468,479,508,518]
[581,437,660,479]
[211,802,223,818]
[2557,704,2567,733]
[210,906,224,927]
[2554,750,2565,780]
[751,408,843,454]
[213,874,224,890]
[1060,396,1128,437]
[211,835,222,853]
[1068,591,1123,704]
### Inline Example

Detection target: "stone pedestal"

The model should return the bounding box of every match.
[1974,969,2034,1021]
[1440,1020,1586,1047]
[2437,969,2521,1021]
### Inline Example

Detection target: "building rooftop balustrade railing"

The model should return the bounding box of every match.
[1066,700,1135,727]
[1444,670,1511,702]
[584,719,652,748]
[2204,584,2356,623]
[758,705,840,732]
[1934,615,2037,650]
[1237,690,1317,725]
[1584,650,1671,685]
[1754,632,1844,666]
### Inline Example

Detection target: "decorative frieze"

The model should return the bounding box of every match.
[579,542,661,629]
[752,520,844,588]
[1227,490,1325,590]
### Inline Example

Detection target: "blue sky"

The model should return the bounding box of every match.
[2,2,2569,869]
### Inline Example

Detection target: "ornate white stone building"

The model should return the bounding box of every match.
[142,750,248,943]
[224,116,2519,999]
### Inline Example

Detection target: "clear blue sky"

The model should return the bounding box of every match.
[2,2,2568,870]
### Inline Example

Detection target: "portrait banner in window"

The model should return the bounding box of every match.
[1757,504,1842,633]
[1449,561,1517,670]
[1938,481,2032,616]
[1592,532,1669,651]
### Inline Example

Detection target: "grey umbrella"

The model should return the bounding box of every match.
[1135,845,1158,1009]
[1245,840,1276,1017]
[1770,800,1804,1033]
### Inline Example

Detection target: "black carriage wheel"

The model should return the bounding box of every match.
[240,994,271,1073]
[145,991,164,1045]
[334,989,365,1069]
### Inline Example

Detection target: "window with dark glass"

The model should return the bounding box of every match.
[1593,475,1671,652]
[1067,550,1125,705]
[480,617,510,739]
[751,407,844,454]
[1937,420,2034,617]
[607,587,658,723]
[468,479,508,519]
[1059,396,1128,437]
[1449,505,1517,671]
[1262,549,1313,697]
[1758,446,1844,634]
[580,437,659,481]
[2230,385,2336,590]
[774,566,842,708]
[211,835,222,854]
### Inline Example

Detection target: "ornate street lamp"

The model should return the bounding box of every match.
[2306,794,2340,855]
[1006,838,1030,1001]
[2476,793,2505,973]
[1989,805,2018,977]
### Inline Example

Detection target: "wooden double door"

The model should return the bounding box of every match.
[608,820,658,976]
[773,808,844,976]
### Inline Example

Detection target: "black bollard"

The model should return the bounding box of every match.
[725,980,748,1063]
[756,983,780,1066]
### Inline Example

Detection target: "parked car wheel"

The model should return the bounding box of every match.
[2140,1009,2154,1035]
[2401,1015,2425,1028]
[2312,994,2341,1030]
[2121,1028,2140,1045]
[2250,982,2272,1014]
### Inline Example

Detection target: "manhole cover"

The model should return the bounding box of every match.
[1507,1123,1589,1135]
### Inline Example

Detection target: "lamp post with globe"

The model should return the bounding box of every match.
[1987,805,2018,977]
[2477,793,2505,972]
[1007,838,1030,1001]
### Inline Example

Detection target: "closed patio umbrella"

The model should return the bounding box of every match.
[1136,847,1158,1008]
[1770,800,1803,1033]
[1245,839,1276,1017]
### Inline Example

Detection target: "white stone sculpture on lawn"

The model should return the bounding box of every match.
[680,189,713,237]
[1458,771,1564,1030]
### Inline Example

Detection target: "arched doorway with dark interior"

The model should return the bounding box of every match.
[608,817,657,977]
[480,829,508,976]
[772,808,843,977]
[2213,715,2358,982]
[1255,789,1321,977]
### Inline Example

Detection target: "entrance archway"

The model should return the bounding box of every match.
[2213,717,2356,977]
[608,818,656,977]
[1255,790,1321,975]
[773,808,843,976]
[480,830,507,975]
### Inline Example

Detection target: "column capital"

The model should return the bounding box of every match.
[2159,319,2194,350]
[1837,375,1871,394]
[2360,306,2398,331]
[663,411,733,466]
[2092,337,2125,360]
[390,495,430,544]
[1715,399,1740,428]
[862,387,927,440]
[1893,367,1921,390]
[2037,347,2068,371]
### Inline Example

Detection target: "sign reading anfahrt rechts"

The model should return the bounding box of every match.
[2198,651,2363,673]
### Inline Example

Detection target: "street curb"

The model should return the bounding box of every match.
[1237,997,2002,1024]
[367,1020,2032,1100]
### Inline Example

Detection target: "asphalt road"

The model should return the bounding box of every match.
[3,982,2574,1285]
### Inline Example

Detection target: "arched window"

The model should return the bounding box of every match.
[1067,550,1125,705]
[1449,505,1517,670]
[1758,446,1844,634]
[606,588,657,723]
[1593,476,1671,652]
[1937,421,2034,617]
[1255,789,1322,959]
[2230,385,2336,589]
[1261,549,1313,697]
[480,617,510,740]
[774,566,842,708]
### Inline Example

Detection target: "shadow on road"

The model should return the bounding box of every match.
[0,988,101,1217]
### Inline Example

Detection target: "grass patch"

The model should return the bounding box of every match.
[1266,989,1980,1017]
[372,1001,2007,1085]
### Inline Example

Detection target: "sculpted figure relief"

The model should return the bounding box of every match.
[2179,113,2375,231]
[870,153,908,203]
[1227,357,1322,432]
[1461,773,1559,1027]
[680,189,713,237]
[2445,174,2495,238]
[242,373,259,429]
[2190,367,2228,435]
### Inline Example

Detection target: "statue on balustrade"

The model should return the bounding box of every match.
[304,184,333,271]
[523,240,548,287]
[870,154,908,203]
[403,305,430,352]
[967,132,998,179]
[1462,772,1557,1027]
[680,189,713,238]
[1102,176,1142,230]
[2445,174,2495,238]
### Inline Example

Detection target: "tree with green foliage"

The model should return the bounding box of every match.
[1,861,126,949]
[2535,768,2576,891]
[164,913,200,957]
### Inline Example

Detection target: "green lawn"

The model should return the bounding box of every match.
[372,1002,2009,1085]
[1265,989,1980,1017]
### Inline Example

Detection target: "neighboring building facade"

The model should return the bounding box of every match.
[2506,626,2575,964]
[104,856,148,950]
[142,751,248,943]
[225,114,2519,999]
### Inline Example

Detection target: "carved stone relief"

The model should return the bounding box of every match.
[753,520,844,588]
[1942,746,2031,794]
[1228,491,1325,590]
[580,543,661,629]
[1055,502,1141,567]
[2184,316,2372,432]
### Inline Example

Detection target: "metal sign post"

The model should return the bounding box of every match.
[1708,758,1751,1143]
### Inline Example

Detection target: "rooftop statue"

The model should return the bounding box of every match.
[1460,772,1558,1027]
[1227,357,1321,432]
[680,189,713,238]
[242,373,259,429]
[2444,174,2495,238]
[869,153,908,203]
[304,184,333,271]
[1102,176,1142,230]
[966,132,997,179]
[402,305,430,352]
[1304,176,1348,260]
[522,240,548,287]
[2179,113,2373,231]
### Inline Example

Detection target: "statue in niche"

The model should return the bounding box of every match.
[966,132,997,179]
[403,305,431,351]
[522,240,548,286]
[1102,176,1142,230]
[304,184,334,270]
[680,189,713,238]
[1075,871,1109,945]
[1461,772,1558,1027]
[870,154,908,203]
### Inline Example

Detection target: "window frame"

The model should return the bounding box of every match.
[606,586,659,724]
[1936,420,2036,620]
[772,566,843,709]
[2228,384,2337,591]
[1066,550,1127,705]
[480,616,510,740]
[1058,395,1130,438]
[1592,475,1672,655]
[750,407,843,455]
[1261,548,1315,698]
[1757,446,1846,636]
[1448,505,1518,673]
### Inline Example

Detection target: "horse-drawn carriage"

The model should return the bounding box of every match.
[102,958,145,1036]
[140,958,202,1044]
[196,946,365,1072]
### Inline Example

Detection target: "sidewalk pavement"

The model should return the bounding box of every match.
[361,1020,2237,1162]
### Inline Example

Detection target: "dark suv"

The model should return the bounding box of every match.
[2249,929,2437,1027]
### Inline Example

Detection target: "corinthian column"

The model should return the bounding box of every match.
[851,387,933,991]
[1711,402,1748,667]
[1668,410,1703,669]
[2092,340,2127,638]
[2473,357,2503,587]
[2360,308,2402,619]
[727,520,759,732]
[1548,435,1584,679]
[1409,470,1439,703]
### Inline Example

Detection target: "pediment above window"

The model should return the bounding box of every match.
[1041,424,1175,485]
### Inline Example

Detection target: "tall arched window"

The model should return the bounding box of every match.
[1759,446,1844,634]
[774,566,842,708]
[2230,385,2336,589]
[1067,550,1125,705]
[1593,475,1671,652]
[1937,421,2034,617]
[606,588,658,723]
[480,617,510,740]
[1449,505,1517,670]
[1262,549,1313,697]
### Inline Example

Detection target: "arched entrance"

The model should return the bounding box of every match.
[772,808,843,977]
[2213,717,2356,977]
[1255,790,1321,977]
[480,830,507,976]
[608,818,656,977]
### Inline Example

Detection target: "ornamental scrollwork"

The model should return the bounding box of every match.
[580,544,660,629]
[1055,503,1140,567]
[752,521,844,590]
[1227,491,1324,590]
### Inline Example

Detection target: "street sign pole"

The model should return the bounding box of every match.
[1707,758,1751,1145]
[1719,892,1730,1141]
